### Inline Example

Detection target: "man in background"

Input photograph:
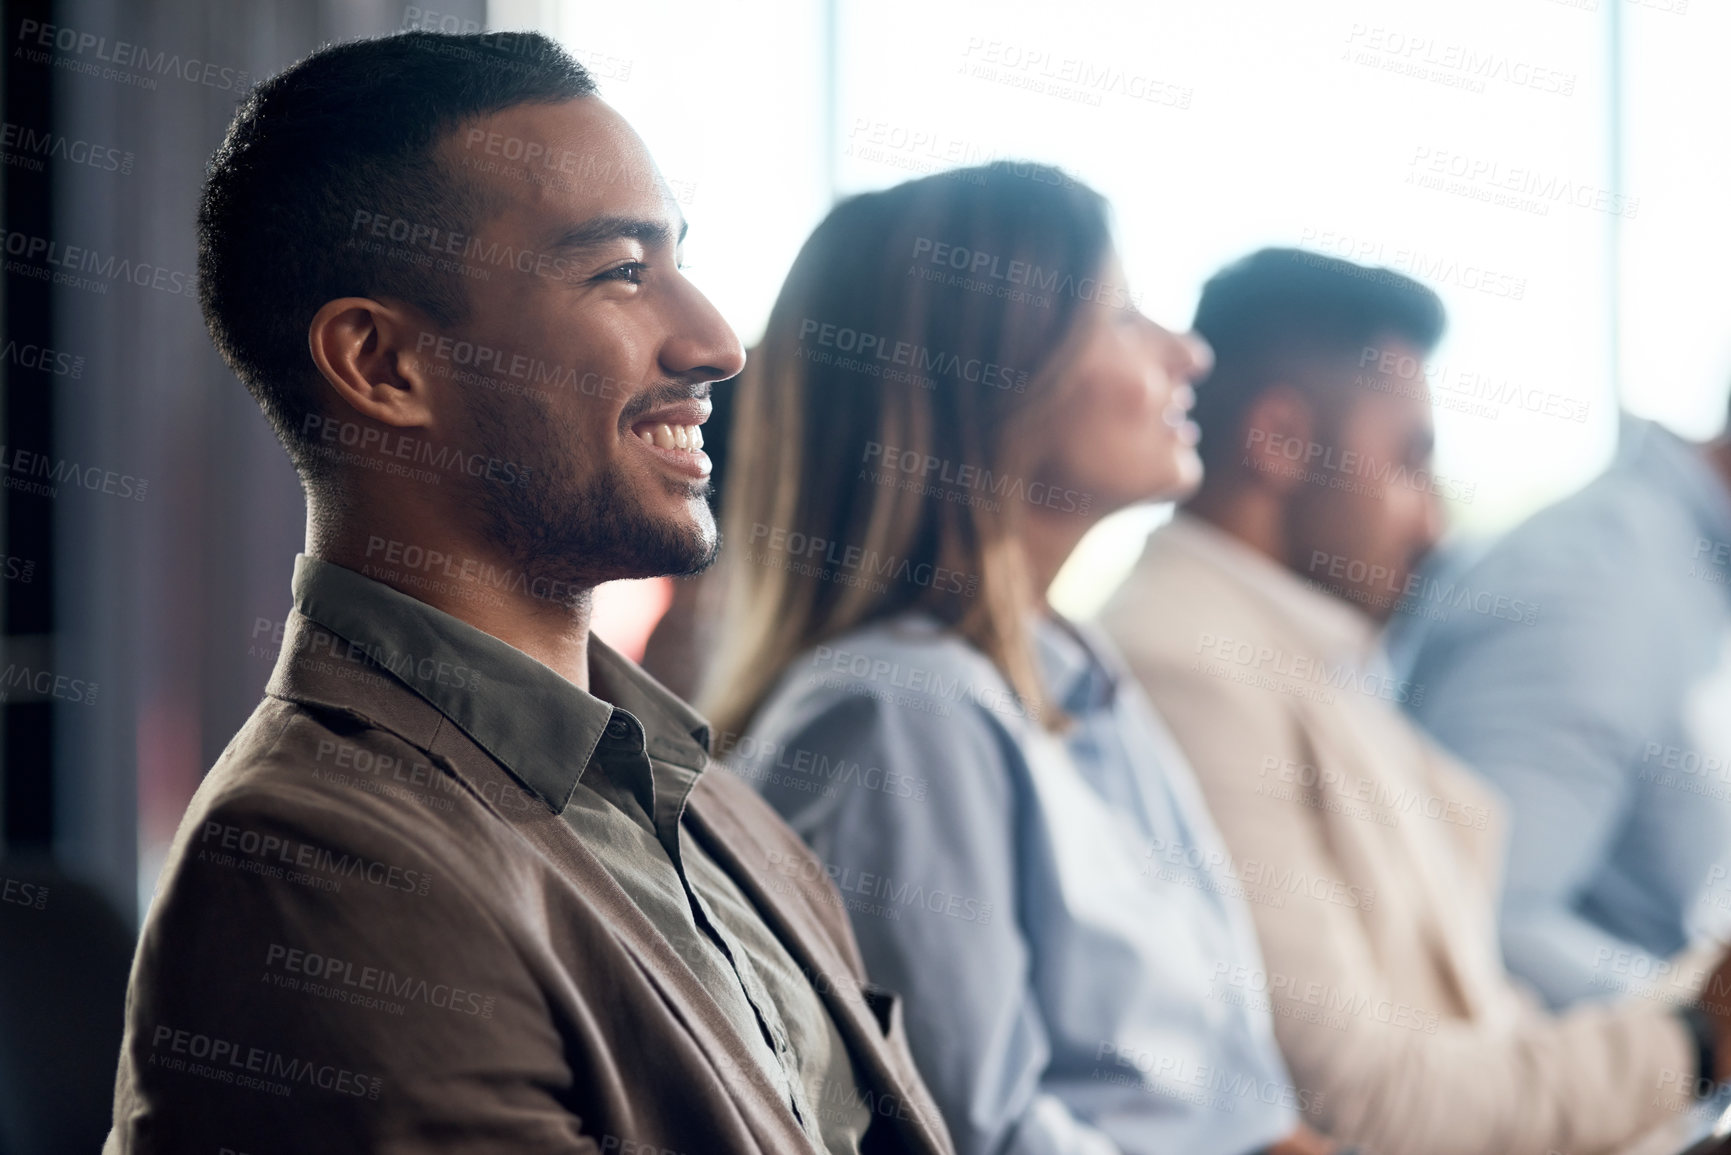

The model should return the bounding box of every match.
[1098,248,1731,1155]
[1398,403,1731,1009]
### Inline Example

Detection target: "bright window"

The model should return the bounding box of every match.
[498,0,1719,615]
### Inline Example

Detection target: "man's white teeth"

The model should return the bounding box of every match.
[643,423,703,451]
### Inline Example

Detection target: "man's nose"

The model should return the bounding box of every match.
[661,280,747,382]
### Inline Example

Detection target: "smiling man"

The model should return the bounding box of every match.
[105,31,952,1155]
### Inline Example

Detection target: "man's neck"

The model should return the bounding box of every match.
[305,507,595,691]
[1181,485,1288,571]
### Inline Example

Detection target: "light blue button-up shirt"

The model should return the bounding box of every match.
[726,611,1302,1155]
[1394,416,1731,1008]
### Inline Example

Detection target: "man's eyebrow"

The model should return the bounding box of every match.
[543,214,687,254]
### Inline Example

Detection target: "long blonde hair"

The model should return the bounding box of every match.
[701,163,1115,740]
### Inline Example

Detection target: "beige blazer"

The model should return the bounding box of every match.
[1096,515,1696,1155]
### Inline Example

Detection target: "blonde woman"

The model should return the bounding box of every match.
[705,164,1344,1155]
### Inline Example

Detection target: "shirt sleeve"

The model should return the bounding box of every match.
[107,758,603,1152]
[744,688,1125,1155]
[1404,528,1682,1007]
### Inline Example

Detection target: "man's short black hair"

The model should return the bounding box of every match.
[197,31,596,484]
[1189,247,1446,471]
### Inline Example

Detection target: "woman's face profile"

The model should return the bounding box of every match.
[1028,254,1214,516]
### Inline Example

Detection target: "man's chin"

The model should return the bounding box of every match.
[1297,573,1390,621]
[1165,454,1205,504]
[614,510,717,580]
[661,530,720,578]
[487,477,717,585]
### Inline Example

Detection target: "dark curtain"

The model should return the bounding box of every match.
[0,3,483,1150]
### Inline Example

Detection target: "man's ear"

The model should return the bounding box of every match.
[1237,384,1316,497]
[307,298,440,431]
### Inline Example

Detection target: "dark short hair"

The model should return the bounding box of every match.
[197,31,596,483]
[1189,247,1446,470]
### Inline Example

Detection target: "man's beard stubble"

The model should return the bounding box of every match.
[463,395,719,599]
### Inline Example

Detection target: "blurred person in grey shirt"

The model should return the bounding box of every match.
[1397,410,1731,1008]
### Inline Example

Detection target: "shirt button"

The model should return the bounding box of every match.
[606,719,630,739]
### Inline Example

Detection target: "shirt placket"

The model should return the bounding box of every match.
[686,881,827,1148]
[601,711,826,1150]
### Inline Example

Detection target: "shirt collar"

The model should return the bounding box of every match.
[1158,511,1381,668]
[1032,613,1121,714]
[290,554,711,813]
[875,607,1121,716]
